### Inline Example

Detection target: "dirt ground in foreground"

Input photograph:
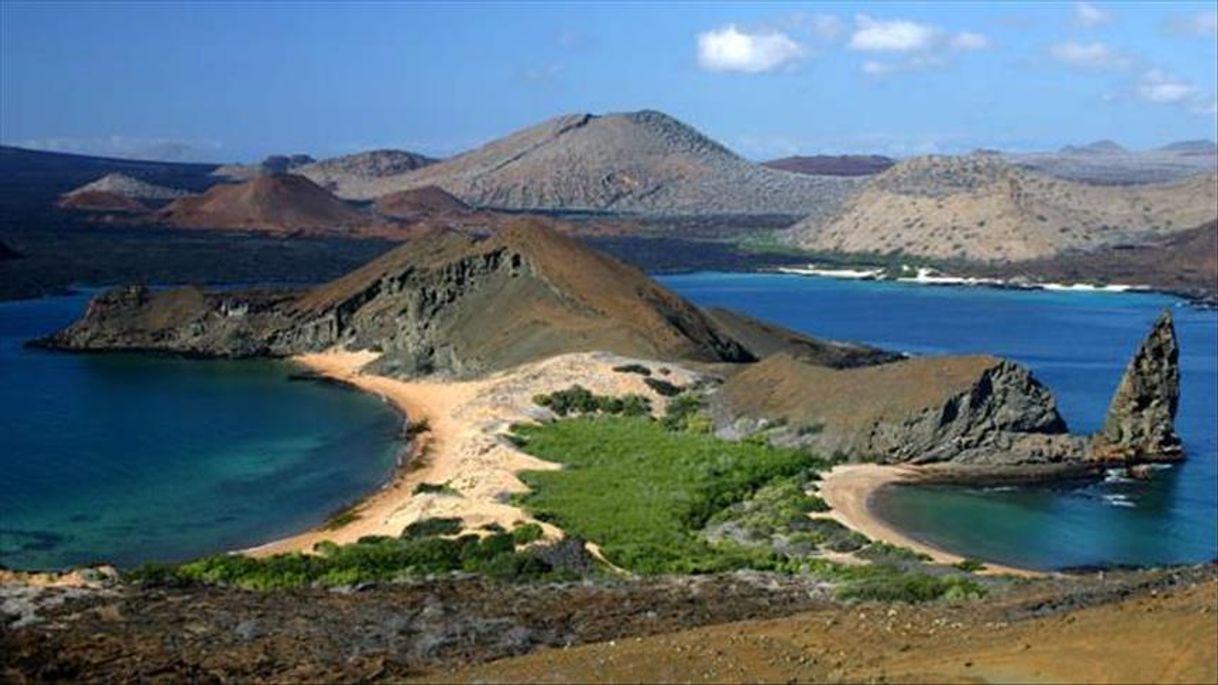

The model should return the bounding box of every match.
[4,566,1215,684]
[428,577,1218,685]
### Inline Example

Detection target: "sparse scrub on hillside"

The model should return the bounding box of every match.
[413,481,461,497]
[533,385,651,417]
[642,377,682,397]
[611,363,651,376]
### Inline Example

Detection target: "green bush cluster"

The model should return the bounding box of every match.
[402,516,463,538]
[857,541,934,565]
[511,522,544,545]
[131,520,560,590]
[611,363,651,376]
[412,481,460,496]
[662,393,710,432]
[533,385,651,417]
[799,559,986,603]
[955,558,987,573]
[706,476,830,543]
[511,416,830,574]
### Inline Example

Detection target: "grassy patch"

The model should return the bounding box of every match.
[403,516,464,539]
[612,363,651,376]
[512,416,830,574]
[857,541,934,565]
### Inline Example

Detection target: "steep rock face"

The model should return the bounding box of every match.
[718,353,1081,465]
[1092,310,1183,461]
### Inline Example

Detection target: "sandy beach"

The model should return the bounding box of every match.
[816,463,1043,577]
[247,349,701,556]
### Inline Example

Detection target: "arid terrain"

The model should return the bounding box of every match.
[790,154,1217,262]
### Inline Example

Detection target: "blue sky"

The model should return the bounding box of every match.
[2,1,1215,162]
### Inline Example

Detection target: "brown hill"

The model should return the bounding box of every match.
[762,155,894,176]
[57,190,148,213]
[344,110,861,218]
[791,155,1217,261]
[62,172,188,201]
[158,174,366,233]
[373,185,470,219]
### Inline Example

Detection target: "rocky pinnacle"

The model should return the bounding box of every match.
[1093,309,1183,461]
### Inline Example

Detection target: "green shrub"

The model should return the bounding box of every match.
[533,386,651,418]
[662,393,707,432]
[954,558,987,573]
[413,481,460,496]
[511,522,545,545]
[857,541,933,565]
[402,517,464,539]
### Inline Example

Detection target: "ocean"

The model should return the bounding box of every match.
[661,273,1218,571]
[0,292,403,571]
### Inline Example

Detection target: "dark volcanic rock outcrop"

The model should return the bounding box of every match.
[1092,310,1183,462]
[717,353,1082,466]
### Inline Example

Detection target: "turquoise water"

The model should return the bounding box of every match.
[0,293,403,571]
[660,273,1218,571]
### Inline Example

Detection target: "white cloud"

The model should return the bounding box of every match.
[1049,41,1129,68]
[849,14,939,51]
[1195,99,1218,117]
[696,24,805,73]
[1137,69,1200,104]
[950,31,989,51]
[1165,11,1218,38]
[1074,2,1113,29]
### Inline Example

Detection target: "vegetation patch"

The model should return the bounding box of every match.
[611,363,651,376]
[511,416,830,574]
[955,558,987,573]
[412,481,461,497]
[533,385,651,418]
[402,516,464,539]
[857,541,934,565]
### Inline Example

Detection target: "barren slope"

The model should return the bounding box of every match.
[347,110,861,217]
[297,149,436,195]
[158,174,366,233]
[792,154,1217,261]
